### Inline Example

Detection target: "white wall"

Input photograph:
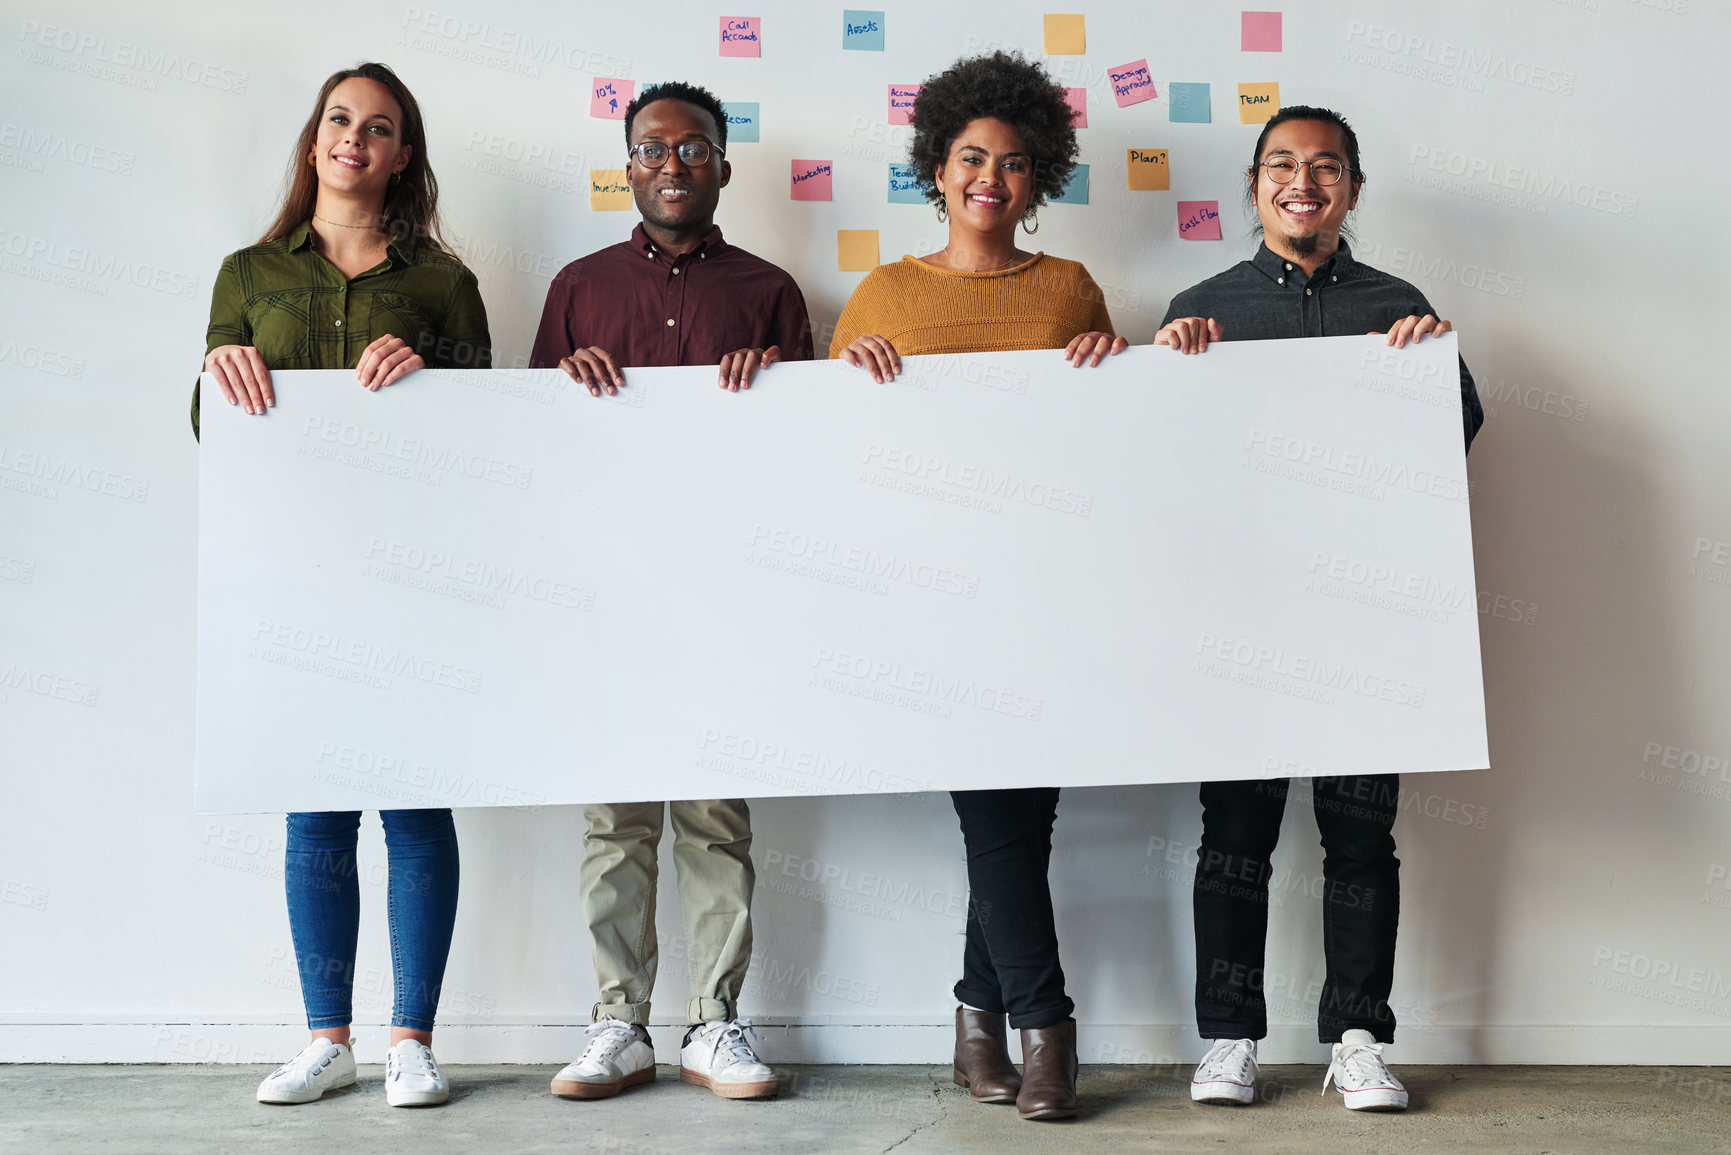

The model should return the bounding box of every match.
[3,0,1726,1067]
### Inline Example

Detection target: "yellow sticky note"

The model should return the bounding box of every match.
[837,229,879,272]
[1043,14,1084,54]
[1126,148,1169,191]
[1237,82,1280,125]
[589,169,632,211]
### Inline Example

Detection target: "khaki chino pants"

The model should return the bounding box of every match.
[581,798,755,1026]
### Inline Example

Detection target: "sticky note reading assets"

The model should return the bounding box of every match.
[1043,14,1085,54]
[590,170,632,211]
[722,102,759,143]
[843,10,885,50]
[1126,149,1169,191]
[1242,11,1282,52]
[791,159,833,200]
[1238,82,1280,124]
[888,84,920,125]
[837,230,879,271]
[720,17,761,56]
[888,163,926,204]
[590,78,634,120]
[1109,60,1155,107]
[1169,82,1211,123]
[1178,200,1222,240]
[1064,87,1088,129]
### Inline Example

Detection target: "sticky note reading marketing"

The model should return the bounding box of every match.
[1064,87,1088,129]
[1242,11,1282,52]
[1109,60,1155,107]
[1169,82,1211,123]
[837,230,879,271]
[888,84,920,126]
[1052,162,1089,205]
[790,159,833,201]
[590,169,632,211]
[843,10,885,50]
[1043,13,1085,54]
[722,102,759,143]
[720,17,761,56]
[1126,149,1169,191]
[590,78,634,120]
[1237,82,1280,124]
[1178,200,1222,240]
[888,163,926,204]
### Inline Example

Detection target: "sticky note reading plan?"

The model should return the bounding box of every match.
[888,84,920,126]
[1126,149,1169,191]
[791,159,833,201]
[1043,13,1085,54]
[1178,200,1222,240]
[720,17,761,56]
[1237,82,1280,124]
[590,78,634,120]
[590,170,632,211]
[1109,60,1155,107]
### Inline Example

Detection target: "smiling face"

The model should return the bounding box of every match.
[311,77,410,199]
[1252,118,1360,261]
[627,98,730,237]
[933,117,1036,239]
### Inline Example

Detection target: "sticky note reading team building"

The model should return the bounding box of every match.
[1043,14,1085,54]
[842,10,885,50]
[590,78,633,120]
[1178,200,1222,240]
[888,163,925,204]
[791,159,833,201]
[1241,11,1283,52]
[888,84,920,126]
[1237,82,1279,124]
[837,230,879,271]
[1109,60,1155,108]
[722,102,759,143]
[1064,87,1088,129]
[1126,149,1169,191]
[720,17,761,56]
[1169,82,1211,123]
[590,170,632,211]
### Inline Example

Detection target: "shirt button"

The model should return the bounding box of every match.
[334,319,343,327]
[1277,278,1284,285]
[1284,263,1292,271]
[1306,288,1312,296]
[1332,275,1338,282]
[666,318,675,327]
[673,267,681,275]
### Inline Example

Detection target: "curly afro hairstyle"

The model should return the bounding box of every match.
[907,51,1078,212]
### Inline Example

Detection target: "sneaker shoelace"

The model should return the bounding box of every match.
[273,1042,337,1080]
[1197,1039,1255,1084]
[580,1019,638,1064]
[390,1042,438,1081]
[1322,1039,1393,1094]
[711,1018,761,1066]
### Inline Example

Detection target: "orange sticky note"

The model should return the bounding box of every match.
[1126,149,1169,191]
[589,169,632,211]
[837,229,879,271]
[1237,82,1280,124]
[1043,14,1084,54]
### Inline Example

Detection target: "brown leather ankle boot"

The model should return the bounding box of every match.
[1016,1018,1078,1120]
[952,1006,1021,1103]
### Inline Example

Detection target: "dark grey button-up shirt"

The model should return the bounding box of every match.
[1162,241,1484,451]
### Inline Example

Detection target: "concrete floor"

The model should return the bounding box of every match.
[4,1064,1731,1154]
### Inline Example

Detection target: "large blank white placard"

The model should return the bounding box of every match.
[196,336,1484,813]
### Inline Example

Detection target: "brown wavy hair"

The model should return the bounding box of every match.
[260,62,446,252]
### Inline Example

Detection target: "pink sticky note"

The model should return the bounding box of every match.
[888,84,920,126]
[791,159,833,200]
[1108,59,1155,107]
[720,16,762,56]
[590,77,633,120]
[1064,87,1088,129]
[1178,200,1222,240]
[1242,11,1282,52]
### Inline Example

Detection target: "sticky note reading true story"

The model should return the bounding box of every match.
[589,170,632,211]
[888,84,920,126]
[1064,87,1088,129]
[888,163,925,204]
[1052,162,1089,205]
[1242,11,1283,52]
[1238,82,1280,124]
[590,78,633,120]
[1126,149,1169,191]
[837,229,879,271]
[843,10,885,50]
[1178,200,1222,240]
[722,102,759,143]
[1169,82,1211,123]
[720,17,761,56]
[1043,13,1085,54]
[1109,60,1155,107]
[791,159,833,201]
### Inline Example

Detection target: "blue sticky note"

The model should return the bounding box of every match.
[842,10,885,51]
[1052,163,1089,205]
[888,163,926,204]
[722,102,759,144]
[1169,82,1211,124]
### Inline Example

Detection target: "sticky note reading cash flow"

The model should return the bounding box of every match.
[1052,162,1089,205]
[888,84,920,126]
[888,163,926,204]
[590,78,634,120]
[1237,82,1280,124]
[791,159,833,201]
[843,10,885,50]
[1064,87,1088,129]
[1242,11,1282,52]
[1109,60,1155,107]
[590,169,632,211]
[1126,149,1169,191]
[1169,82,1211,123]
[722,102,759,143]
[837,229,879,271]
[1043,13,1085,54]
[1178,200,1222,240]
[720,16,761,56]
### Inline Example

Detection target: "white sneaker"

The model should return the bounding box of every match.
[680,1018,778,1100]
[551,1017,656,1099]
[1191,1037,1258,1105]
[1323,1029,1409,1111]
[385,1038,448,1107]
[256,1037,357,1105]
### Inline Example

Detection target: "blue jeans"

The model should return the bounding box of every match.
[284,810,460,1032]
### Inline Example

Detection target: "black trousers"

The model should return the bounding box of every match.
[950,787,1073,1030]
[1193,775,1401,1044]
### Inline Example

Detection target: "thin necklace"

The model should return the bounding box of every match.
[313,213,381,231]
[941,246,1024,273]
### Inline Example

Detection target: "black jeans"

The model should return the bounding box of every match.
[950,787,1073,1030]
[1193,776,1400,1044]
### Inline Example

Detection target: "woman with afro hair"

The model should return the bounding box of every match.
[830,50,1124,1122]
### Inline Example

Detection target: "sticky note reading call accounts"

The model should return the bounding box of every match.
[1238,82,1280,124]
[1109,60,1155,107]
[843,10,885,50]
[888,84,920,126]
[888,163,926,204]
[722,102,759,143]
[590,78,634,120]
[1169,82,1211,123]
[590,170,632,211]
[837,230,879,271]
[720,17,761,56]
[791,160,833,201]
[1242,11,1283,52]
[1178,200,1221,240]
[1126,149,1169,191]
[1064,87,1088,129]
[1043,14,1085,54]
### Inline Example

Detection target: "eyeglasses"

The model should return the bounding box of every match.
[629,139,724,168]
[1258,158,1350,186]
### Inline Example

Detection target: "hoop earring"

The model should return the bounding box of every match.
[935,200,947,223]
[390,172,401,186]
[1021,210,1039,235]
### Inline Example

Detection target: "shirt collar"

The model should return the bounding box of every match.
[1251,238,1356,285]
[632,222,727,263]
[289,218,417,267]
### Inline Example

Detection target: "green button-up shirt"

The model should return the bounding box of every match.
[192,220,491,436]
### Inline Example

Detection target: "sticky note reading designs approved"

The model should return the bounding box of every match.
[590,170,632,211]
[590,78,633,120]
[1109,60,1155,107]
[1237,82,1280,124]
[791,159,833,201]
[720,16,761,56]
[1126,149,1169,191]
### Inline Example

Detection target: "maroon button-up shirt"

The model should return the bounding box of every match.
[529,223,812,370]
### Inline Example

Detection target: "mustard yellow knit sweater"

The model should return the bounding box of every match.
[827,252,1115,358]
